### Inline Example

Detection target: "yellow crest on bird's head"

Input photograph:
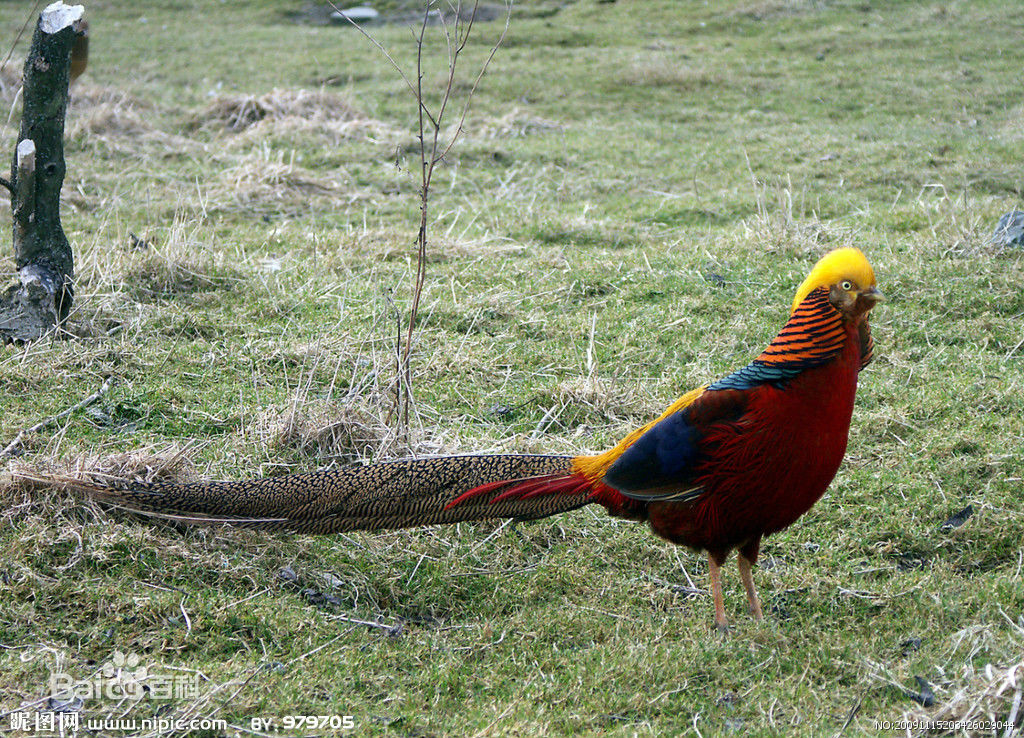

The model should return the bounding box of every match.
[791,247,876,313]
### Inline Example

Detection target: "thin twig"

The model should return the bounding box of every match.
[400,2,435,431]
[329,613,403,635]
[0,1,43,143]
[438,1,511,163]
[833,697,861,737]
[0,0,42,76]
[178,596,193,638]
[0,376,114,460]
[1005,689,1022,738]
[335,0,510,438]
[324,0,439,130]
[432,3,468,154]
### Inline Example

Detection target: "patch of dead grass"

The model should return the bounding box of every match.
[255,399,395,465]
[234,113,407,148]
[15,443,200,489]
[189,88,361,133]
[125,255,240,303]
[555,375,640,421]
[892,616,1024,736]
[65,82,198,155]
[734,176,861,258]
[123,242,243,304]
[68,86,150,137]
[209,146,357,215]
[191,88,408,151]
[915,658,1024,736]
[73,212,246,304]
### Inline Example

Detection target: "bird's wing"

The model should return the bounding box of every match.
[600,387,749,502]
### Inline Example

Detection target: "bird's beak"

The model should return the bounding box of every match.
[860,286,883,304]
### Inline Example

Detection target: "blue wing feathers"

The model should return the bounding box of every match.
[603,383,751,502]
[603,409,703,496]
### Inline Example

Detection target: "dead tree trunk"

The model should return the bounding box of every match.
[0,2,86,342]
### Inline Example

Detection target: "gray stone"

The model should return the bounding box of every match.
[990,211,1024,247]
[330,6,381,24]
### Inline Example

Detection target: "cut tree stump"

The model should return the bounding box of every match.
[0,2,87,342]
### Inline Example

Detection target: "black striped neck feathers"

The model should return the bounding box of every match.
[709,287,854,391]
[755,286,847,369]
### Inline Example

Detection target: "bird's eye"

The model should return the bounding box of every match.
[840,280,854,291]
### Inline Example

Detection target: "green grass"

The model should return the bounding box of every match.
[2,1,1023,736]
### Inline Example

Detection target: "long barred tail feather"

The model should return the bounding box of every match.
[42,454,596,534]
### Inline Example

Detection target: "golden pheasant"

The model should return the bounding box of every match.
[51,247,881,629]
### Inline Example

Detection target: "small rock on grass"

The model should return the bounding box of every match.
[331,7,381,24]
[990,211,1024,247]
[940,505,973,532]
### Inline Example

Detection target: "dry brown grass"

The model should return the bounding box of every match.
[255,398,396,465]
[235,111,407,148]
[891,615,1024,736]
[75,212,244,301]
[191,88,409,153]
[1,444,201,539]
[207,145,361,216]
[910,185,1001,258]
[734,174,862,258]
[66,83,197,153]
[555,375,635,417]
[11,443,200,490]
[919,659,1023,736]
[62,83,403,218]
[189,88,360,133]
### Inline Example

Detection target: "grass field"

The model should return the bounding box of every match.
[1,0,1023,735]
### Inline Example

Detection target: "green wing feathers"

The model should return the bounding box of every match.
[56,454,591,534]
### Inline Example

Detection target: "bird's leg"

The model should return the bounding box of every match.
[708,552,728,631]
[737,554,763,621]
[737,537,763,621]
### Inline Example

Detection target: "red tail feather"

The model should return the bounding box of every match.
[446,472,594,510]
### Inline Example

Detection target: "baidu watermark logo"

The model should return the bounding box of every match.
[48,650,199,701]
